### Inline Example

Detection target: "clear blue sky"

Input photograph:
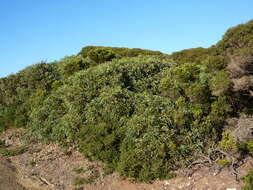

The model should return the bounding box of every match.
[1,0,253,77]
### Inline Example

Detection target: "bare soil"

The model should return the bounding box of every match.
[0,157,27,190]
[0,128,252,190]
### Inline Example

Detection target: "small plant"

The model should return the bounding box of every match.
[73,170,100,185]
[63,149,72,156]
[0,127,6,134]
[219,130,238,153]
[73,187,84,190]
[0,140,5,147]
[72,167,85,174]
[29,160,37,167]
[242,169,253,190]
[102,164,114,176]
[217,158,231,166]
[209,70,230,96]
[73,177,88,185]
[239,141,253,156]
[0,140,7,155]
[245,141,253,156]
[0,144,27,157]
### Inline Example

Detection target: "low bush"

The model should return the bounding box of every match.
[242,169,253,190]
[217,158,231,166]
[219,130,237,153]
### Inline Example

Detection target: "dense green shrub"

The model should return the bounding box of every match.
[0,105,17,130]
[117,94,177,181]
[239,141,253,156]
[17,62,60,92]
[87,48,116,63]
[202,55,227,72]
[209,70,231,96]
[2,20,253,182]
[217,19,253,54]
[27,56,173,144]
[159,59,234,147]
[26,56,188,181]
[58,56,88,78]
[78,87,134,163]
[79,46,163,59]
[27,55,234,181]
[242,169,253,190]
[0,62,60,130]
[219,130,237,153]
[170,47,210,64]
[27,89,67,142]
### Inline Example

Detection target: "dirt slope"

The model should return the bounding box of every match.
[0,157,27,190]
[0,129,252,190]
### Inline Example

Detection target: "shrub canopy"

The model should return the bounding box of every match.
[1,19,253,181]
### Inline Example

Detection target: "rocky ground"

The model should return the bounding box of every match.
[0,128,252,190]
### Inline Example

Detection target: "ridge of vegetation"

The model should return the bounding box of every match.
[0,20,253,182]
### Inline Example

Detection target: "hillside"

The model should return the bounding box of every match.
[0,20,253,189]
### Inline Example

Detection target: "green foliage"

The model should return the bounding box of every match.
[117,94,177,181]
[79,46,163,59]
[217,158,231,166]
[245,141,253,155]
[219,130,237,153]
[0,75,23,129]
[51,80,63,90]
[78,87,134,163]
[202,55,227,72]
[87,48,116,63]
[239,141,253,156]
[0,105,17,129]
[27,90,67,142]
[0,140,4,146]
[28,56,172,143]
[17,62,60,92]
[209,70,230,96]
[210,96,232,123]
[73,177,88,185]
[217,19,253,54]
[170,47,210,64]
[242,169,253,190]
[59,56,87,77]
[26,54,233,181]
[102,164,114,176]
[0,62,60,130]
